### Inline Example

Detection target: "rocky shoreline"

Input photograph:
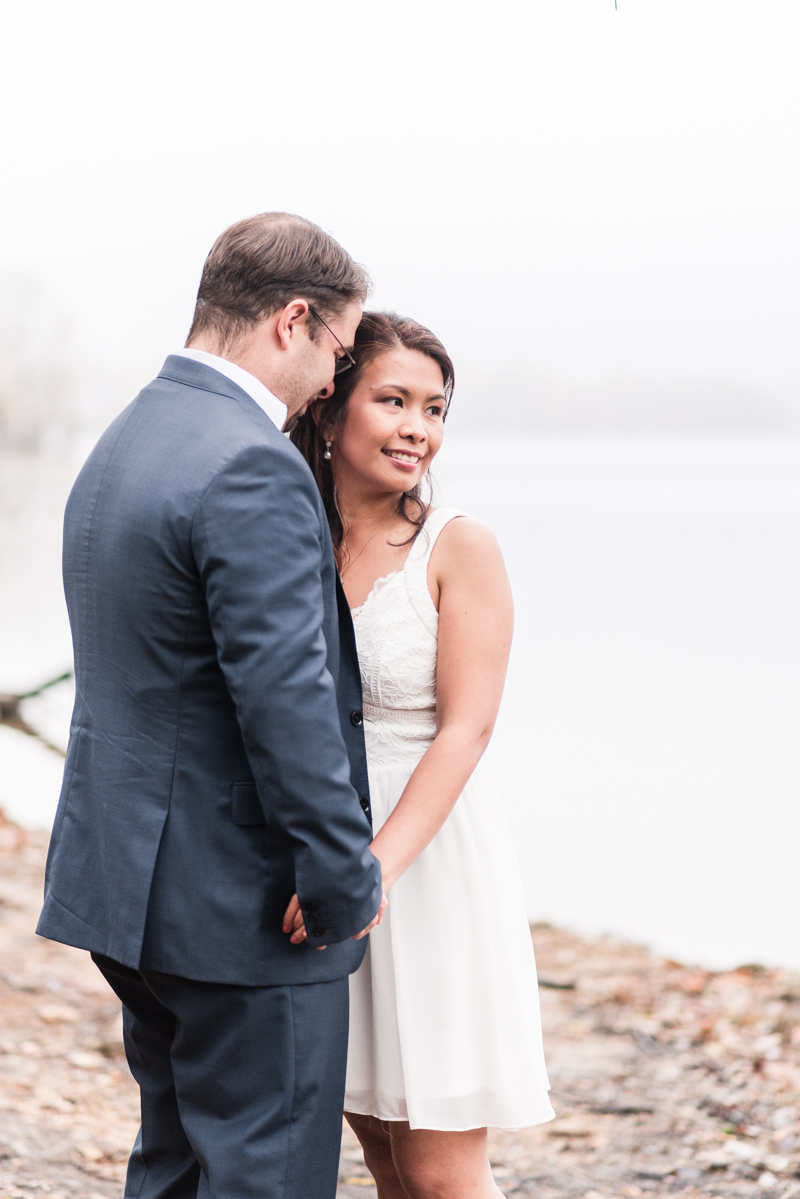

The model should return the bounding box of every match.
[1,810,797,1199]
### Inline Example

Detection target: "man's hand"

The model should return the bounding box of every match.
[282,893,322,946]
[352,892,387,940]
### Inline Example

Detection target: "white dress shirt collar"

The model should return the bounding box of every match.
[175,348,288,431]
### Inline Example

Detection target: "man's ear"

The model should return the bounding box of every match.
[275,300,311,352]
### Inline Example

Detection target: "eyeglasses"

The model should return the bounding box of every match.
[308,306,356,375]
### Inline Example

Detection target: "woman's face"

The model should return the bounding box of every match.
[331,347,447,497]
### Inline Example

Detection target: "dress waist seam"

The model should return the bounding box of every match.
[363,701,436,723]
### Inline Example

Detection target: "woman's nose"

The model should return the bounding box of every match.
[399,416,426,441]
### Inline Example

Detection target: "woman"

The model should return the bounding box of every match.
[288,313,554,1198]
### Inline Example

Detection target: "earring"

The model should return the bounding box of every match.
[324,440,332,460]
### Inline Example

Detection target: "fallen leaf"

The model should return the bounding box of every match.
[74,1144,103,1162]
[68,1051,105,1070]
[549,1116,593,1138]
[37,1003,80,1024]
[35,1087,73,1113]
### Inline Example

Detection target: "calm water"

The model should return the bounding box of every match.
[2,432,799,970]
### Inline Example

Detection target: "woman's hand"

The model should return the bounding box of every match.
[352,892,388,939]
[282,891,388,946]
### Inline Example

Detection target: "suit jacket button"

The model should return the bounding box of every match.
[312,926,325,937]
[360,797,370,813]
[350,709,363,727]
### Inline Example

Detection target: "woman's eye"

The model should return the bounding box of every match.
[425,405,443,417]
[380,396,403,407]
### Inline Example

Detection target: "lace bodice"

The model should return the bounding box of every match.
[351,508,466,767]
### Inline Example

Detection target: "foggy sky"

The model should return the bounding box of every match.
[1,0,798,419]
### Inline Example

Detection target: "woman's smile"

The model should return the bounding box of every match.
[382,447,424,470]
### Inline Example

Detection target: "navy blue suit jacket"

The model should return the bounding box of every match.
[37,356,381,985]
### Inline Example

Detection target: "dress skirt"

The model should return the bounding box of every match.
[344,755,555,1132]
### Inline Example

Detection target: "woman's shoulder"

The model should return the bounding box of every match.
[426,509,504,572]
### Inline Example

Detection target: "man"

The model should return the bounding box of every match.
[37,213,384,1199]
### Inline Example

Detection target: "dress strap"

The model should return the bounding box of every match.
[404,507,469,634]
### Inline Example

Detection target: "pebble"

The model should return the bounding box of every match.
[36,1007,79,1026]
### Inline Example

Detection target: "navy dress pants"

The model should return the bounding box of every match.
[92,955,350,1199]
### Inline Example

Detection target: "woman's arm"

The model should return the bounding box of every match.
[369,516,514,891]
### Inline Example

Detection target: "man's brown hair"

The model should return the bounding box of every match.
[187,213,370,350]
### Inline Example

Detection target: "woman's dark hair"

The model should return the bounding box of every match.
[290,311,455,551]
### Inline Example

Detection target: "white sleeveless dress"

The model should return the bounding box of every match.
[344,507,555,1132]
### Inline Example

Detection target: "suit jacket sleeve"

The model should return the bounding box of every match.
[192,440,381,946]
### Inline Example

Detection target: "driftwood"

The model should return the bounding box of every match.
[0,670,72,757]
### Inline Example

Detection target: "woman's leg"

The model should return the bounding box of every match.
[346,1113,504,1199]
[388,1125,503,1199]
[345,1113,409,1199]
